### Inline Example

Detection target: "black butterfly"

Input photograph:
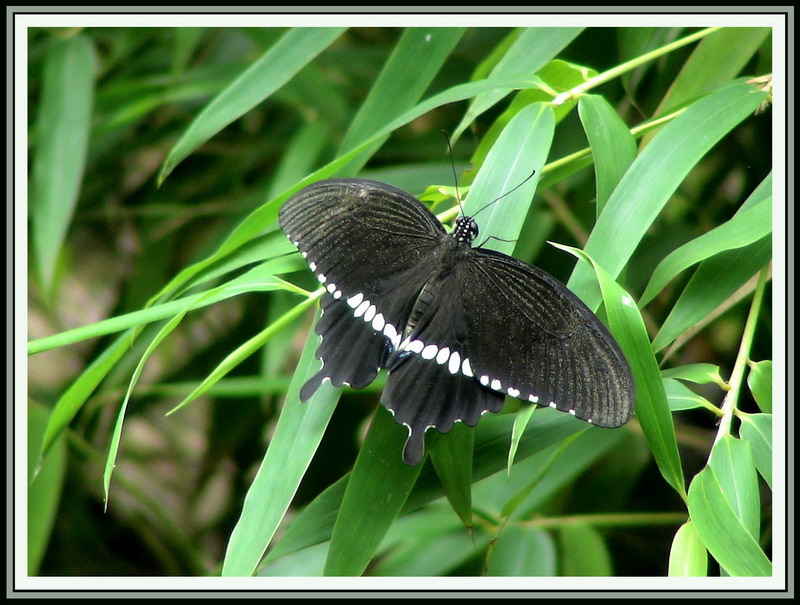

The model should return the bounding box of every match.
[279,178,635,465]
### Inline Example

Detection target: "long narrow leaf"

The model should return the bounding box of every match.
[338,28,465,175]
[323,407,423,576]
[221,317,340,576]
[640,196,772,306]
[567,80,769,311]
[31,34,95,293]
[159,27,346,183]
[452,27,582,141]
[578,94,637,215]
[687,466,771,576]
[555,244,685,498]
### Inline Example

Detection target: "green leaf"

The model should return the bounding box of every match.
[687,466,771,576]
[429,423,474,528]
[159,28,346,183]
[747,360,772,413]
[467,59,595,179]
[652,237,771,352]
[578,94,637,215]
[221,321,340,576]
[167,291,320,415]
[661,363,726,388]
[663,377,718,413]
[708,435,761,540]
[567,79,770,311]
[739,413,772,488]
[28,401,67,574]
[372,523,488,576]
[640,196,772,306]
[555,244,685,498]
[29,255,303,355]
[452,27,583,140]
[323,406,423,576]
[507,404,537,475]
[668,521,708,577]
[654,27,771,116]
[31,34,96,293]
[264,409,586,566]
[558,523,612,576]
[464,102,555,253]
[338,28,465,175]
[38,330,135,460]
[487,526,557,576]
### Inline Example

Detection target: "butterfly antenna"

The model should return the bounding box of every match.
[441,130,464,216]
[471,169,537,219]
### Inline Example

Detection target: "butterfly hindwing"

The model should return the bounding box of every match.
[381,270,505,464]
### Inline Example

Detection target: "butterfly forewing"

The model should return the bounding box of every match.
[279,179,446,401]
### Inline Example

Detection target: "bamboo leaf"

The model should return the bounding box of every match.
[31,34,96,293]
[338,28,465,175]
[640,196,772,306]
[159,28,346,183]
[558,523,612,576]
[654,27,771,116]
[555,244,686,498]
[652,237,771,352]
[323,406,423,576]
[738,413,772,488]
[747,360,773,413]
[578,94,637,215]
[687,466,771,576]
[486,526,557,576]
[221,320,340,576]
[429,423,474,528]
[668,521,708,577]
[708,435,761,540]
[452,27,583,140]
[567,80,769,311]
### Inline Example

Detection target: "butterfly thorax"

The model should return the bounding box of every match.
[453,216,479,244]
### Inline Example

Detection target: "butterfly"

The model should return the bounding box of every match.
[279,178,635,465]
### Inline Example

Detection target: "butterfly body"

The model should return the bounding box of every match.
[279,178,635,464]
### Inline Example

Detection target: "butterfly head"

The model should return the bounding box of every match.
[453,216,479,244]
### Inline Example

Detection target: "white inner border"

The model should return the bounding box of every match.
[14,9,788,594]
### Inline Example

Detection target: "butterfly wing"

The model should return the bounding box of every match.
[279,178,447,400]
[459,247,635,427]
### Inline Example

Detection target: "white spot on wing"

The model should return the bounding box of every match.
[333,290,342,299]
[508,387,520,397]
[363,304,377,323]
[491,379,502,391]
[421,344,438,360]
[448,351,460,375]
[480,375,489,386]
[371,313,385,332]
[528,394,539,403]
[408,340,424,354]
[317,273,326,283]
[326,283,336,293]
[436,347,450,365]
[354,300,370,318]
[309,262,317,271]
[462,358,473,377]
[347,292,364,308]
